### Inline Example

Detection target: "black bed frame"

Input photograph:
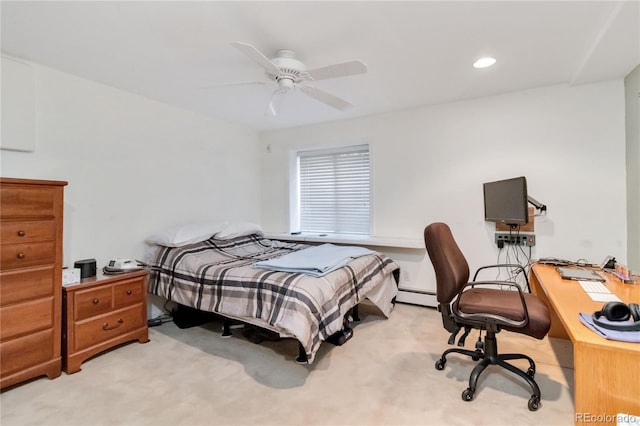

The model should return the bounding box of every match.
[218,305,361,363]
[166,303,361,364]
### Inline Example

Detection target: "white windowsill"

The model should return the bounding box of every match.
[264,232,424,249]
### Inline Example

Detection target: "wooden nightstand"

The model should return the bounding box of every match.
[62,269,149,374]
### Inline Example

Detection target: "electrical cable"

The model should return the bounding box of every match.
[495,236,530,292]
[535,257,600,268]
[147,299,174,326]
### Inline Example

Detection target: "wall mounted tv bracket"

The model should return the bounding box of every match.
[528,195,547,213]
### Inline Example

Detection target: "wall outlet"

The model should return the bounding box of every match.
[495,233,536,247]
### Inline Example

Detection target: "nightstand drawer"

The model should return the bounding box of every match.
[0,297,54,341]
[0,266,55,306]
[73,305,145,351]
[114,279,144,308]
[74,287,113,321]
[0,329,54,376]
[1,241,55,270]
[1,220,55,244]
[0,186,55,218]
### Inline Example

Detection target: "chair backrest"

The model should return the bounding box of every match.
[424,222,470,304]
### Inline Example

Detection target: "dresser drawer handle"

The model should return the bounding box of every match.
[17,230,26,237]
[126,290,132,295]
[92,298,99,304]
[102,319,123,331]
[17,252,25,259]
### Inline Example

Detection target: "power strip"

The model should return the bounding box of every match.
[495,233,536,247]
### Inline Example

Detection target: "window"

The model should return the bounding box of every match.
[295,144,371,235]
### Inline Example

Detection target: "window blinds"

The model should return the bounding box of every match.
[298,145,370,235]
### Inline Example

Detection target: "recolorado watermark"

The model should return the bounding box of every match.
[576,413,638,424]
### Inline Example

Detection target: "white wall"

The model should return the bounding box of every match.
[260,80,628,296]
[625,65,640,272]
[1,61,262,269]
[1,58,629,303]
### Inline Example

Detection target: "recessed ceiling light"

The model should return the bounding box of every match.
[473,57,496,68]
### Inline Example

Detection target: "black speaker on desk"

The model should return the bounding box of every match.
[74,258,96,278]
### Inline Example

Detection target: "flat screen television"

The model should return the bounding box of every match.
[483,176,528,226]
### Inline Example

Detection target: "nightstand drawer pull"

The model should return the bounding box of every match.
[92,298,99,304]
[17,230,26,237]
[126,290,132,295]
[17,252,25,259]
[102,319,123,331]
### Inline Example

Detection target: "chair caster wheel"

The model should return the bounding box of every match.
[462,388,474,401]
[471,355,480,361]
[435,359,446,370]
[528,395,540,411]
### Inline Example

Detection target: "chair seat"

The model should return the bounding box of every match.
[457,288,551,339]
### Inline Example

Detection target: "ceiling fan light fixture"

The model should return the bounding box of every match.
[277,77,295,90]
[473,57,496,69]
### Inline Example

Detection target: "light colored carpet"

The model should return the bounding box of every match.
[0,303,575,425]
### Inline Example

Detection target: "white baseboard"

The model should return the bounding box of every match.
[396,289,438,307]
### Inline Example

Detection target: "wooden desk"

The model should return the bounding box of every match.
[530,264,640,424]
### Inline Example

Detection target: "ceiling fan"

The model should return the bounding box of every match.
[228,41,368,116]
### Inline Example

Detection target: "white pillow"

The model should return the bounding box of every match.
[215,221,264,240]
[145,221,228,247]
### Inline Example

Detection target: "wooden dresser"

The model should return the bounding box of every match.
[63,270,149,374]
[0,177,67,389]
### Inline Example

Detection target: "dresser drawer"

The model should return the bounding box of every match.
[1,220,55,245]
[73,305,145,351]
[1,241,55,270]
[0,297,54,341]
[0,329,54,376]
[0,266,55,307]
[114,279,144,309]
[74,287,113,321]
[0,186,55,218]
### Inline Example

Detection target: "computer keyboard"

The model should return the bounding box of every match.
[578,280,621,302]
[579,280,610,294]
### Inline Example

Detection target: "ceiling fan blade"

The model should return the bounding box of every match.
[300,85,352,111]
[231,42,281,76]
[306,60,367,81]
[201,81,267,89]
[265,88,288,117]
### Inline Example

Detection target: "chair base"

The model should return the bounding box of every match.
[434,332,542,411]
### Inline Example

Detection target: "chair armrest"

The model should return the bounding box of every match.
[472,264,531,292]
[450,280,530,329]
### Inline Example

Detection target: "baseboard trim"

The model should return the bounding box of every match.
[396,289,437,307]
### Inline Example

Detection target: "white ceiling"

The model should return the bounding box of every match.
[2,1,639,131]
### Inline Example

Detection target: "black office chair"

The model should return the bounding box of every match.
[424,222,551,411]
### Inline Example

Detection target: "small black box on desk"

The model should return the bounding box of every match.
[74,258,96,278]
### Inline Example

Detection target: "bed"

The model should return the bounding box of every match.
[146,226,400,364]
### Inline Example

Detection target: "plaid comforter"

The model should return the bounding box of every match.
[148,234,400,363]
